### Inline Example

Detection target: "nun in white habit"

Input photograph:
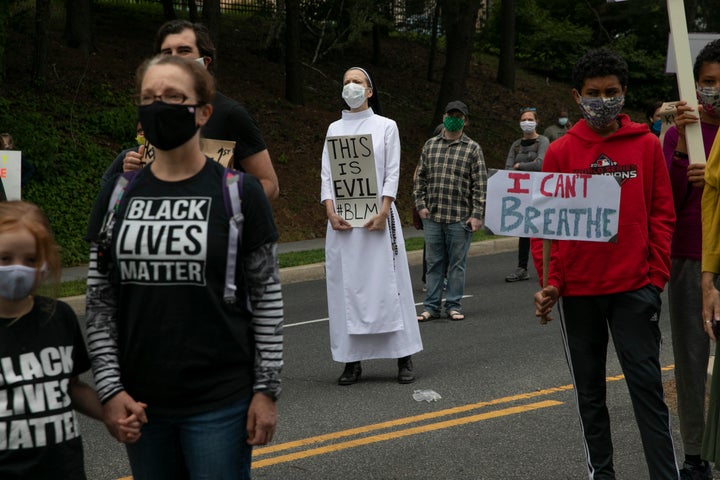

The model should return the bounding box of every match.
[320,67,423,386]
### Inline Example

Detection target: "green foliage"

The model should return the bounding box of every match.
[482,0,592,82]
[278,249,325,268]
[55,279,87,298]
[301,0,393,62]
[609,33,674,106]
[0,90,130,266]
[481,0,675,109]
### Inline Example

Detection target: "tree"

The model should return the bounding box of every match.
[432,0,482,126]
[496,0,515,90]
[33,0,51,84]
[188,0,198,23]
[202,0,221,49]
[371,1,393,65]
[65,0,95,55]
[161,0,176,20]
[426,1,441,82]
[285,0,303,104]
[0,0,9,83]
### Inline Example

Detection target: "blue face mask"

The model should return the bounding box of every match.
[651,119,662,134]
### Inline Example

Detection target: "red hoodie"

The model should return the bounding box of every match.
[532,114,675,296]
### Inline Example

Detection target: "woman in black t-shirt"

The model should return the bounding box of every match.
[85,55,283,480]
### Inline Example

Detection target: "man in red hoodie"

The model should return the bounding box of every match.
[533,49,679,479]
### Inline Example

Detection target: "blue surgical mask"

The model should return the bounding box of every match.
[651,119,662,134]
[558,117,568,127]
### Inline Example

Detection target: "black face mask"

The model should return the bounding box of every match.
[138,102,200,151]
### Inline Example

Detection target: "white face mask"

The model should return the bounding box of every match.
[0,265,37,301]
[520,120,537,134]
[342,83,367,109]
[195,57,206,68]
[558,117,568,126]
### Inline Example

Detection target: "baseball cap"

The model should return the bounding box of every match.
[445,100,469,116]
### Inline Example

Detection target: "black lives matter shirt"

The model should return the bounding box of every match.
[86,159,277,414]
[0,297,90,480]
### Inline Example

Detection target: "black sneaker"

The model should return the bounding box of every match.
[505,267,529,282]
[680,461,712,480]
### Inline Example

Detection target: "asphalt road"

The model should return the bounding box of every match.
[77,250,694,480]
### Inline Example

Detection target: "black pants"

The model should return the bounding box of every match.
[517,237,530,269]
[560,286,679,480]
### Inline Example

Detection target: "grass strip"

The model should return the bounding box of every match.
[56,230,495,297]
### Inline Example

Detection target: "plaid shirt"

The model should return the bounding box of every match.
[414,132,487,224]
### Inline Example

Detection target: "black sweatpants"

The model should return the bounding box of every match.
[560,285,679,480]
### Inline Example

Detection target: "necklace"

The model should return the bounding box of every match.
[0,296,34,326]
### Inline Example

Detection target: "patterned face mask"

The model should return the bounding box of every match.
[443,116,465,132]
[697,87,720,118]
[520,120,537,134]
[577,95,625,130]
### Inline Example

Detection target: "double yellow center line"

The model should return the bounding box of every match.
[253,386,574,468]
[253,364,676,468]
[116,364,674,478]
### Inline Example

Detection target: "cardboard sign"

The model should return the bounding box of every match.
[658,101,678,145]
[485,170,621,242]
[200,138,236,167]
[137,138,236,168]
[326,134,379,228]
[0,150,21,200]
[140,140,155,166]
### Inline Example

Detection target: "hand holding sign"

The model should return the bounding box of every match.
[534,283,559,324]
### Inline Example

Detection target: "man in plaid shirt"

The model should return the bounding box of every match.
[414,101,487,322]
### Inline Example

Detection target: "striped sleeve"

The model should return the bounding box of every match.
[243,242,284,399]
[85,244,124,403]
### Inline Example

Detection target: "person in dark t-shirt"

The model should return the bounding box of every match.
[85,55,283,479]
[114,20,279,201]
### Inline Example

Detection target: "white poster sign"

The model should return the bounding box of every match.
[0,150,21,200]
[485,170,621,242]
[326,134,379,228]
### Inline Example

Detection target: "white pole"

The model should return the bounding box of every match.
[667,0,706,164]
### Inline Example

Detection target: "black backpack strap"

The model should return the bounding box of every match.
[222,168,245,303]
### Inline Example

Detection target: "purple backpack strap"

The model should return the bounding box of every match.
[222,168,245,303]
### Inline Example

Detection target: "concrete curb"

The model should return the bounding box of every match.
[279,236,519,285]
[62,237,520,317]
